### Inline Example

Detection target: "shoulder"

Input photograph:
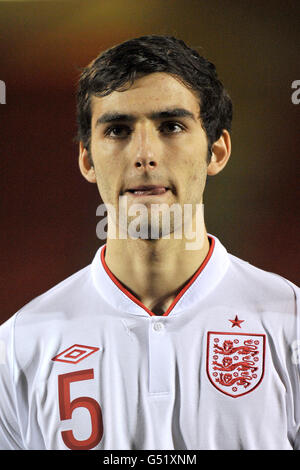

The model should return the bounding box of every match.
[22,264,92,311]
[227,252,299,313]
[0,263,94,339]
[0,262,104,371]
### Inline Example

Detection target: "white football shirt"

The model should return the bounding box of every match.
[0,234,299,450]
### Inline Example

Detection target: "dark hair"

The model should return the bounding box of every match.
[76,35,232,161]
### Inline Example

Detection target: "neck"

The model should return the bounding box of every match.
[104,220,210,315]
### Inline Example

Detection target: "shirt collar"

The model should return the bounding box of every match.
[91,234,230,317]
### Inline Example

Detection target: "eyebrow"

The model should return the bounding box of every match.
[95,108,196,127]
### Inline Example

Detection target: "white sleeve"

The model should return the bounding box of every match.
[0,316,24,450]
[290,281,300,450]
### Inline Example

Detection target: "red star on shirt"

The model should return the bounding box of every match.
[229,315,244,328]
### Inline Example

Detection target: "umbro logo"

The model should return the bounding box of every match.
[52,344,100,364]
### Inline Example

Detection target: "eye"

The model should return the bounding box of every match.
[159,121,185,134]
[104,125,131,139]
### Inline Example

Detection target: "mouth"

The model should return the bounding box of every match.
[124,185,170,197]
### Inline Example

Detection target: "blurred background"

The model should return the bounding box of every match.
[0,0,299,324]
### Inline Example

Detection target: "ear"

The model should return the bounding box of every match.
[207,130,231,176]
[78,142,97,183]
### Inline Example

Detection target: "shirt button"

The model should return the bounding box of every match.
[153,322,164,332]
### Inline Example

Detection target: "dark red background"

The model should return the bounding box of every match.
[1,0,299,324]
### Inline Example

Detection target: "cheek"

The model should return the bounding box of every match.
[92,162,114,203]
[184,159,207,201]
[90,143,117,197]
[190,171,206,192]
[185,153,207,180]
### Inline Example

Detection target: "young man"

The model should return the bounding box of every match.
[0,35,299,450]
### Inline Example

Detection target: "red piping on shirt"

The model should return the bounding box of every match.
[100,236,215,317]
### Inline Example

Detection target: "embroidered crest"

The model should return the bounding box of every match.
[206,331,265,398]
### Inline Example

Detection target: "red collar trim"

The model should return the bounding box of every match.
[100,236,215,317]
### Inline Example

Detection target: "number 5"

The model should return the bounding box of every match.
[58,369,103,449]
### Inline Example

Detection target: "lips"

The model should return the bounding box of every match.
[125,185,169,196]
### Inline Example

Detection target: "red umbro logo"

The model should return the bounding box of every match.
[52,344,100,364]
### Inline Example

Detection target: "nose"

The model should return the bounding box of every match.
[132,123,159,170]
[135,159,157,169]
[134,158,157,169]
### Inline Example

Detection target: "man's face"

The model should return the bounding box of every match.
[87,72,210,238]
